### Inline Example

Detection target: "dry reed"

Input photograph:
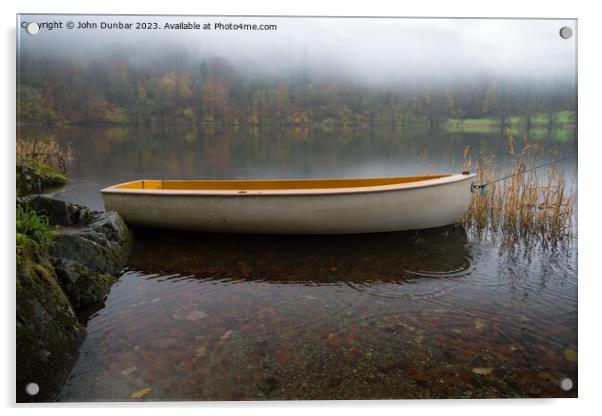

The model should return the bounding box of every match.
[463,129,576,248]
[16,136,74,174]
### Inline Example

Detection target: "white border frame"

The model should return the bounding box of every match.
[3,1,600,415]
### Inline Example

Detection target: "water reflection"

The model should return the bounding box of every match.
[128,226,472,286]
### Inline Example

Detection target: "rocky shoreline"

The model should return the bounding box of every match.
[16,195,131,402]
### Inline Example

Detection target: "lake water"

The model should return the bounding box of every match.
[20,125,578,400]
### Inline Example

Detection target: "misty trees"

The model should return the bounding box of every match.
[133,83,151,123]
[422,91,449,129]
[446,91,464,119]
[493,80,513,130]
[482,81,497,115]
[17,52,576,128]
[202,78,230,121]
[17,85,48,122]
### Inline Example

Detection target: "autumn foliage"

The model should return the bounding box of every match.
[18,53,576,127]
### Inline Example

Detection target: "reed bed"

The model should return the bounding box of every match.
[462,130,576,248]
[16,136,74,174]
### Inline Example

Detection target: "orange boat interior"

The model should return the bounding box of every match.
[111,175,451,191]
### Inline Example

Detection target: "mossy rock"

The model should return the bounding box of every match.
[53,259,116,309]
[16,196,132,402]
[18,194,91,226]
[19,196,132,276]
[16,255,84,402]
[16,158,67,197]
[48,212,131,275]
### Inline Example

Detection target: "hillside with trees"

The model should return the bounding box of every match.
[17,52,576,129]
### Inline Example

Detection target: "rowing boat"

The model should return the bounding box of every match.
[101,173,476,234]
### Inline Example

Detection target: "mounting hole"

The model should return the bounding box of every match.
[560,378,573,391]
[559,26,573,40]
[25,382,39,396]
[25,22,40,35]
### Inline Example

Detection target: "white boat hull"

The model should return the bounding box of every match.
[101,174,476,234]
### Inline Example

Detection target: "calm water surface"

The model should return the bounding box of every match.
[21,125,578,400]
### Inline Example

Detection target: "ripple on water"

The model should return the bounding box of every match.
[58,226,577,401]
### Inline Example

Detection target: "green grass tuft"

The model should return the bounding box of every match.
[16,205,55,264]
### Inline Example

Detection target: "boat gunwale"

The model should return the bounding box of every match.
[101,174,476,197]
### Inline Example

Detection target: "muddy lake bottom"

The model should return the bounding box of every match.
[58,227,577,401]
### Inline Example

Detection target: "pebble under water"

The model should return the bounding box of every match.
[58,227,577,400]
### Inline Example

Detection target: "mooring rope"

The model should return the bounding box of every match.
[471,154,577,194]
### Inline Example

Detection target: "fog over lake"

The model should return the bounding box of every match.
[18,16,576,86]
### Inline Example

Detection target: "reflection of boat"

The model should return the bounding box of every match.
[101,173,476,234]
[127,226,471,284]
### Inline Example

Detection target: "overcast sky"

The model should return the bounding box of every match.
[18,15,576,85]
